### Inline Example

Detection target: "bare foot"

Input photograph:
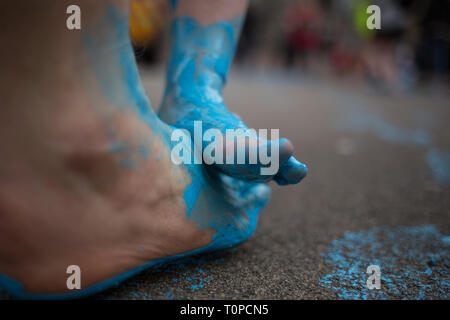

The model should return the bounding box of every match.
[159,15,308,184]
[0,2,270,298]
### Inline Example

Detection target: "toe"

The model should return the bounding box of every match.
[278,138,294,166]
[211,133,299,183]
[274,156,308,186]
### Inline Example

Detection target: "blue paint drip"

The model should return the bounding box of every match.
[320,225,449,299]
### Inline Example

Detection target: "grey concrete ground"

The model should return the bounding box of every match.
[1,68,449,300]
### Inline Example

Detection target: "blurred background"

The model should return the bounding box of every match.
[130,0,449,94]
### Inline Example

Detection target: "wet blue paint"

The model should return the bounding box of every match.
[181,165,271,251]
[426,148,450,186]
[158,16,307,184]
[320,225,449,299]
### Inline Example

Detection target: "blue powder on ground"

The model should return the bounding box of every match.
[320,225,449,299]
[102,251,227,300]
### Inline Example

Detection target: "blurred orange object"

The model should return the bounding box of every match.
[129,0,167,48]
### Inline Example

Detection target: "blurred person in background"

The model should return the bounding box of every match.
[356,0,408,92]
[129,0,168,63]
[282,0,325,70]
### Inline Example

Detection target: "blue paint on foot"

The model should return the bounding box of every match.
[159,16,307,183]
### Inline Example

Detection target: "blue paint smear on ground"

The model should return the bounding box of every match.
[320,225,449,299]
[426,149,450,186]
[336,103,432,146]
[334,99,450,187]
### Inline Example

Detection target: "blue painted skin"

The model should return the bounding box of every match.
[0,5,285,299]
[320,225,449,299]
[158,16,307,184]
